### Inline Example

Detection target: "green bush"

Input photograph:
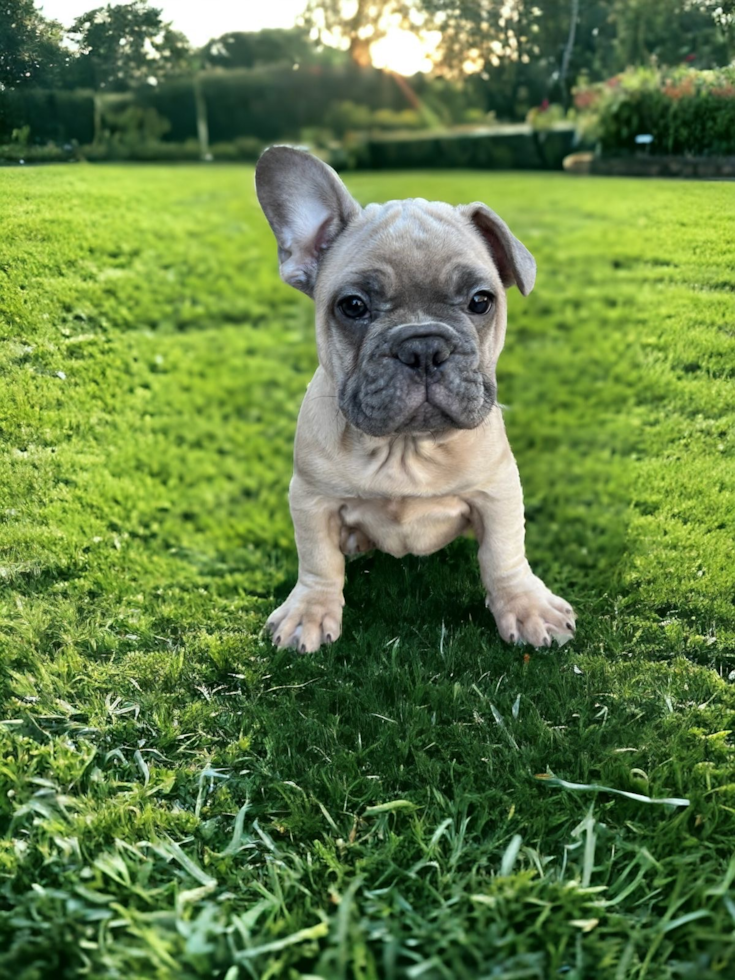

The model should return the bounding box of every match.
[526,102,567,132]
[100,103,171,146]
[324,101,426,138]
[371,107,424,131]
[134,77,197,142]
[10,124,31,145]
[413,74,487,128]
[461,107,489,125]
[324,100,373,137]
[208,136,264,161]
[574,66,735,156]
[299,126,335,149]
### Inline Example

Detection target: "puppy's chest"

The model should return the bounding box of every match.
[340,495,472,559]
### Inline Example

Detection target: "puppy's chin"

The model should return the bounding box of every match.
[339,378,496,437]
[395,401,455,435]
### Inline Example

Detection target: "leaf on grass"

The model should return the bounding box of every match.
[428,818,453,850]
[489,703,519,751]
[570,918,600,932]
[500,833,523,876]
[133,749,149,788]
[317,799,340,833]
[470,894,497,907]
[158,837,216,888]
[535,774,689,807]
[177,881,217,909]
[217,801,251,857]
[512,693,521,720]
[662,909,711,933]
[236,921,329,959]
[364,800,417,815]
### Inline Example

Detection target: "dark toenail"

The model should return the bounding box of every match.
[275,635,281,644]
[325,633,332,643]
[299,644,306,653]
[509,632,516,643]
[566,622,574,631]
[543,637,551,647]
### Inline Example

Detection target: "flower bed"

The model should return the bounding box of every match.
[574,66,735,157]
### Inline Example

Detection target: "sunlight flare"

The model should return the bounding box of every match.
[370,28,440,76]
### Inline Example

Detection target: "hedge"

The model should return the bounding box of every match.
[136,64,409,144]
[0,89,95,144]
[0,65,414,148]
[344,125,579,171]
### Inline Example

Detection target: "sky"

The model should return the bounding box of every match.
[39,0,307,46]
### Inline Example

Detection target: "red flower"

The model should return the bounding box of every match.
[540,98,550,111]
[573,90,599,109]
[663,77,694,100]
[684,53,696,63]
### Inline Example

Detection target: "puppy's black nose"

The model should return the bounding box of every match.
[395,335,453,373]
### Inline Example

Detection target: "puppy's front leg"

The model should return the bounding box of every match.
[471,456,575,648]
[267,477,345,653]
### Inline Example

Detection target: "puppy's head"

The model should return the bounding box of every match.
[256,146,535,437]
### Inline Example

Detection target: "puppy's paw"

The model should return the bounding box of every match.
[266,584,344,653]
[487,575,575,648]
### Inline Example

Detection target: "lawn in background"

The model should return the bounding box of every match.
[0,165,733,979]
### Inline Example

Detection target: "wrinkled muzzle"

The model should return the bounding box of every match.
[338,321,496,437]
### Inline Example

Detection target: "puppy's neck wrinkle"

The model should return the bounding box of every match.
[355,429,462,487]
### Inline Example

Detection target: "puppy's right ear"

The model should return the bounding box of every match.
[255,146,361,297]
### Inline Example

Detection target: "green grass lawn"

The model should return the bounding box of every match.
[0,164,734,979]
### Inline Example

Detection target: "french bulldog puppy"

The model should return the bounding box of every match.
[255,146,575,653]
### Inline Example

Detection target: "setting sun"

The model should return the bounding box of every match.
[370,28,440,76]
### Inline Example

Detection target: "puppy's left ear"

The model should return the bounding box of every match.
[255,145,361,296]
[460,203,536,296]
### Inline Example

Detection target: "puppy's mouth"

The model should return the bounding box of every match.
[336,320,496,437]
[340,371,496,437]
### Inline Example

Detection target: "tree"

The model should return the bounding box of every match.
[67,0,191,90]
[418,0,582,116]
[707,0,735,62]
[302,0,413,66]
[0,0,68,88]
[419,0,729,118]
[558,0,580,110]
[611,0,727,69]
[200,27,342,70]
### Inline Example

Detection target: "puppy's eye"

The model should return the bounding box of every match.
[338,295,369,319]
[468,291,493,315]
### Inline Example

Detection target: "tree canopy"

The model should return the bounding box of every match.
[199,27,344,71]
[66,1,190,90]
[0,0,68,88]
[303,0,414,67]
[0,0,732,100]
